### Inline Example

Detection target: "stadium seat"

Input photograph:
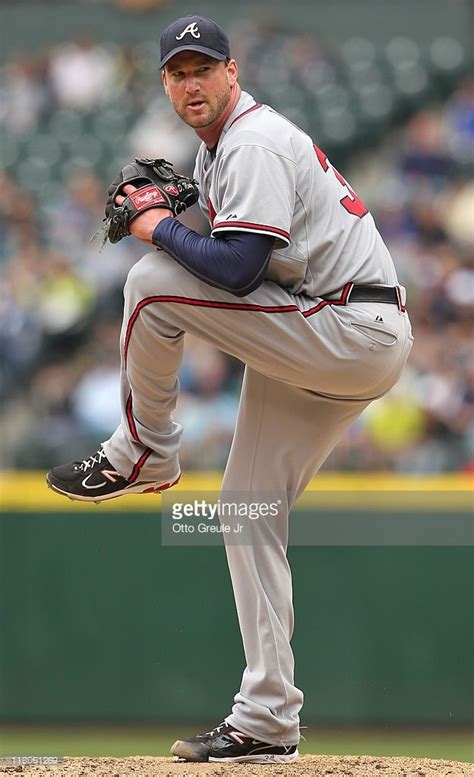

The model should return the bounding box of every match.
[341,37,377,71]
[1,134,20,169]
[47,109,83,140]
[385,37,421,69]
[25,133,62,166]
[92,109,130,142]
[16,155,52,192]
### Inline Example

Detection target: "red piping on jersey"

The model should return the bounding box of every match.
[302,283,353,317]
[395,285,406,312]
[207,105,262,228]
[126,391,141,444]
[123,282,352,482]
[124,296,299,361]
[212,221,290,240]
[128,447,152,484]
[125,392,154,484]
[123,284,354,364]
[229,103,262,128]
[207,198,217,227]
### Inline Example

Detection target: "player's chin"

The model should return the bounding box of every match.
[184,112,212,128]
[181,104,213,125]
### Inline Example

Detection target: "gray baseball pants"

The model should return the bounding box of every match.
[103,250,413,745]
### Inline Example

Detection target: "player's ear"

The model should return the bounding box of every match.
[161,69,169,96]
[226,59,238,87]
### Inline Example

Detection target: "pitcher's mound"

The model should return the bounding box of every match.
[2,754,472,775]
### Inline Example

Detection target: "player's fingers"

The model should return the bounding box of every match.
[115,184,137,206]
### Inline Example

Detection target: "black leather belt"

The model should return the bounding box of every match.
[340,285,399,305]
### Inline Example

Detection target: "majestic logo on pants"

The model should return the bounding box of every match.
[176,23,200,40]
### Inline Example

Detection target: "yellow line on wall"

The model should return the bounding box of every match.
[0,471,472,512]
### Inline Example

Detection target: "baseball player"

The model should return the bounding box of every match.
[47,16,413,764]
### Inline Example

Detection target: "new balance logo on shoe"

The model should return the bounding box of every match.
[81,469,121,489]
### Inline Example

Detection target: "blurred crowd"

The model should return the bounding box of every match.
[0,28,473,472]
[345,79,474,473]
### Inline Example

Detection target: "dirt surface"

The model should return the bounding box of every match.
[1,755,473,776]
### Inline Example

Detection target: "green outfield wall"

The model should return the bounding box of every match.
[0,474,472,725]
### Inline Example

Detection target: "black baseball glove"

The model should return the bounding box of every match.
[100,158,199,245]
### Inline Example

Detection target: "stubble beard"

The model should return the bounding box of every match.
[176,85,232,129]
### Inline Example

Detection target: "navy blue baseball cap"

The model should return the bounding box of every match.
[159,15,230,68]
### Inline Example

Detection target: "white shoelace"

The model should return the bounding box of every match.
[79,448,106,472]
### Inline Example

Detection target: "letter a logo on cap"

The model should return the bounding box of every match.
[176,22,201,40]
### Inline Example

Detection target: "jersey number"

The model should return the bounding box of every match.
[314,145,368,219]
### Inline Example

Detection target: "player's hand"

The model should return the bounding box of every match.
[115,184,173,242]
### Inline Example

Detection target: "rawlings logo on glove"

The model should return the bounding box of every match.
[94,158,199,246]
[129,185,167,207]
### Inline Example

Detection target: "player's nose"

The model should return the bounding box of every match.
[184,75,200,93]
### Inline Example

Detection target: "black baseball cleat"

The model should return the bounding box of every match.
[170,721,299,764]
[46,447,179,503]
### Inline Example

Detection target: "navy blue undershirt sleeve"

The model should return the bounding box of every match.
[152,217,275,297]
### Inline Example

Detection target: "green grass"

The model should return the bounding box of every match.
[0,726,473,763]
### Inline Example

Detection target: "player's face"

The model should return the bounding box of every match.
[162,52,238,128]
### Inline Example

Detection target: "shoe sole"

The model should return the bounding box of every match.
[209,750,299,764]
[46,475,180,503]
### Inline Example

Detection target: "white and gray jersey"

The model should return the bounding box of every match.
[194,91,398,298]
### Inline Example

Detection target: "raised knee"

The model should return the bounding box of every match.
[124,250,181,299]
